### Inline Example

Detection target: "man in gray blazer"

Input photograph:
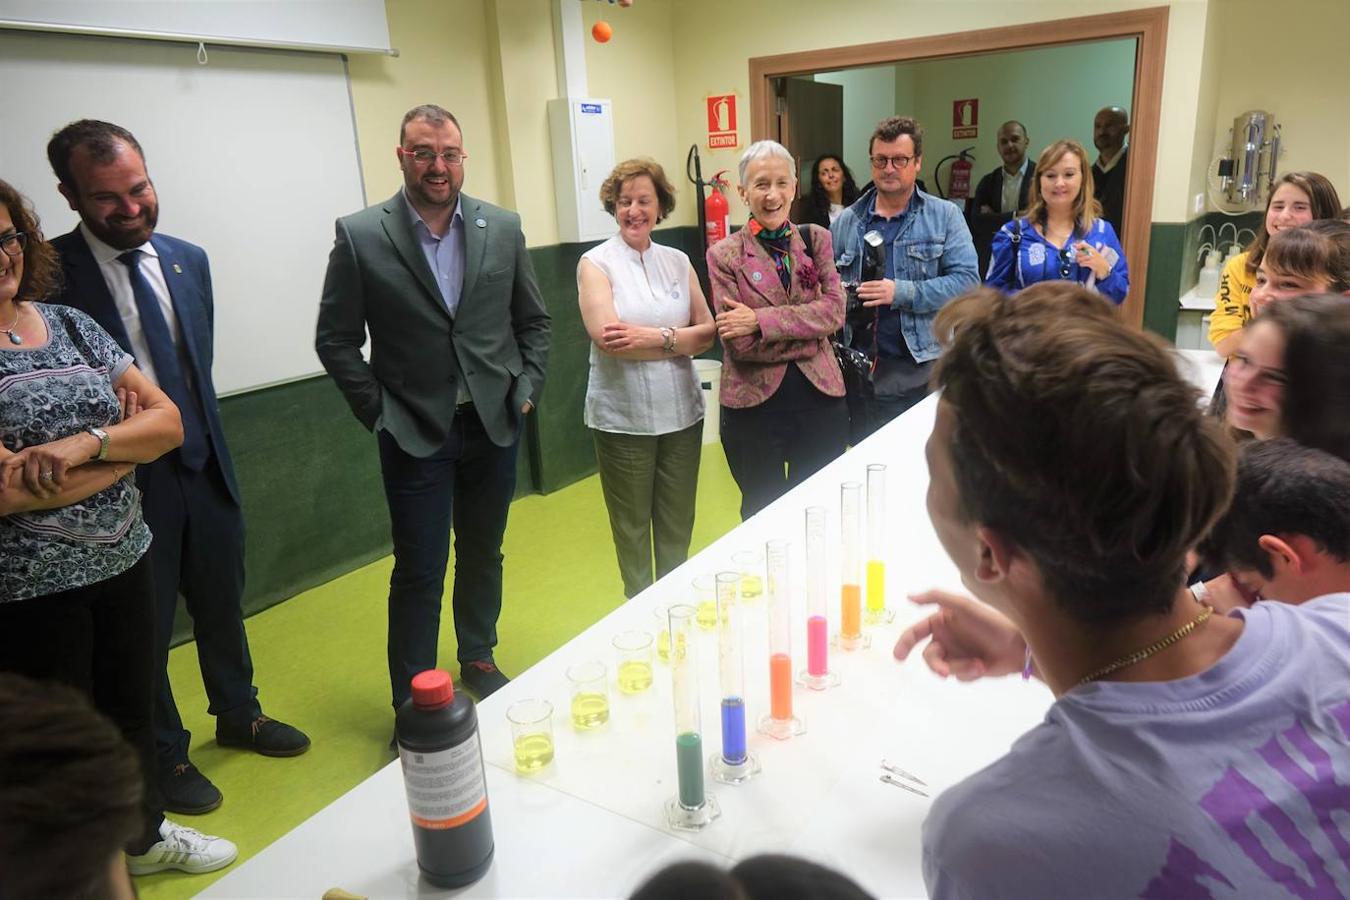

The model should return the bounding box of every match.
[317,104,550,708]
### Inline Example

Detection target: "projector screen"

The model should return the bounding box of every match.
[0,0,392,54]
[0,29,367,395]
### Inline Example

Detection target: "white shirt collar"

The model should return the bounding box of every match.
[79,220,155,264]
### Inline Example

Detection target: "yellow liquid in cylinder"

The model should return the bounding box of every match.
[739,574,763,600]
[866,560,885,611]
[570,692,610,729]
[513,733,554,773]
[617,659,653,694]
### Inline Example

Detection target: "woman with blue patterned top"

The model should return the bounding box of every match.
[984,139,1130,305]
[0,179,237,874]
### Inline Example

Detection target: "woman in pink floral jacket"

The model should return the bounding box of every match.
[708,140,848,519]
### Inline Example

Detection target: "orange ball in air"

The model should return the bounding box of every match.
[592,21,612,43]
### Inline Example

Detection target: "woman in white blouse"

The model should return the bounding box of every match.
[578,159,716,599]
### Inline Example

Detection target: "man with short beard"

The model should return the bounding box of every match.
[47,119,309,820]
[1091,105,1130,236]
[316,104,550,715]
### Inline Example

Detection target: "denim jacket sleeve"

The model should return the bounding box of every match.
[893,202,979,314]
[829,211,861,282]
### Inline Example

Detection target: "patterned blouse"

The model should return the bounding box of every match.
[1,303,149,603]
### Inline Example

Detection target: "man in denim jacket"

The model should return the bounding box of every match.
[832,117,978,435]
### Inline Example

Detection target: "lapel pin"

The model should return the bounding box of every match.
[172,263,182,274]
[475,217,487,229]
[751,271,763,282]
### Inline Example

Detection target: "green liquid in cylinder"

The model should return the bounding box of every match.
[675,732,705,808]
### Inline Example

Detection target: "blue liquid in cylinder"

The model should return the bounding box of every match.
[720,697,747,764]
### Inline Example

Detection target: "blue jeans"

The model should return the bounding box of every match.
[378,406,519,709]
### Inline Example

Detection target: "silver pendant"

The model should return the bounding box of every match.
[5,331,22,345]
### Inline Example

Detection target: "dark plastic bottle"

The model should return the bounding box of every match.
[395,669,494,887]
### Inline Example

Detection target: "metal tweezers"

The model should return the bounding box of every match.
[880,760,929,798]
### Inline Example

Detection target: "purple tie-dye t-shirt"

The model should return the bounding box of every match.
[922,594,1350,900]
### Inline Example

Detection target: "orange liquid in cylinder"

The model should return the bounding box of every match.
[769,653,793,720]
[841,584,862,637]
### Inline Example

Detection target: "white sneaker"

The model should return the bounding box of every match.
[126,817,238,875]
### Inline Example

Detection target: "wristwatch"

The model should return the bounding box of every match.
[86,426,110,461]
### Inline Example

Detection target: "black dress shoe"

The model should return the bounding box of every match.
[159,762,223,815]
[460,660,510,698]
[216,715,311,757]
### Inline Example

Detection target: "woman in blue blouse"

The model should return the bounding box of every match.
[0,179,236,875]
[984,139,1129,305]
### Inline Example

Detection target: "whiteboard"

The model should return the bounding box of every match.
[0,29,366,394]
[0,0,392,54]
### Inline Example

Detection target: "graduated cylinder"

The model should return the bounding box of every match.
[664,604,720,831]
[797,505,840,689]
[759,539,806,739]
[837,481,870,650]
[711,571,761,782]
[865,464,895,624]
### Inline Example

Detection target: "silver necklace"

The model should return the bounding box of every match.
[1,305,21,345]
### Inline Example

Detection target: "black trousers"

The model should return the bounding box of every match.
[721,364,849,520]
[139,451,259,769]
[0,554,164,852]
[378,406,519,709]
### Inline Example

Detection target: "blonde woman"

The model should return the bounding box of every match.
[984,139,1129,304]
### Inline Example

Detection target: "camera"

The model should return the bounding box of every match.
[843,230,886,327]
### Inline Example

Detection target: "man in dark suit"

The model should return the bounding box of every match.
[1092,106,1130,238]
[47,120,309,815]
[316,104,550,709]
[969,120,1033,276]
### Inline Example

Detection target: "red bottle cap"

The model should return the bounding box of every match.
[410,669,455,709]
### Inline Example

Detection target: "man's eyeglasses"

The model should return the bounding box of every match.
[0,232,27,258]
[399,148,468,167]
[870,154,915,171]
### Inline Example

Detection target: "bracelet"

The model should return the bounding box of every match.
[660,326,676,354]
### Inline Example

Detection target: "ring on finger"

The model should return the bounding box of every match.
[40,470,54,480]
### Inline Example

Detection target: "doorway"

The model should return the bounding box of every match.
[748,7,1168,326]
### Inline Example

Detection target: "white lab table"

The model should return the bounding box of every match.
[203,353,1223,900]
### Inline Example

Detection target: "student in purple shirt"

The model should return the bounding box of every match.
[894,282,1350,899]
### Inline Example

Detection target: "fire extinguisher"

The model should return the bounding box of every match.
[705,170,730,245]
[934,149,976,212]
[948,151,974,200]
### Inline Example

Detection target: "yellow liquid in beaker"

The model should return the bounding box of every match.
[617,659,653,694]
[570,692,610,729]
[696,600,717,630]
[739,574,763,600]
[513,733,554,773]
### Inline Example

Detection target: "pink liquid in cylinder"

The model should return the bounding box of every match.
[806,615,828,676]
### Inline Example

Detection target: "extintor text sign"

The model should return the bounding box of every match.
[707,94,738,149]
[952,98,978,139]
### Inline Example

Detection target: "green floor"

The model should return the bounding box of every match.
[139,443,740,900]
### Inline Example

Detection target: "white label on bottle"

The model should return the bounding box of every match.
[399,735,488,830]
